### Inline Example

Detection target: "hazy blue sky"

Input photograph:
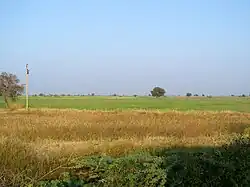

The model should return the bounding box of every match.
[0,0,249,96]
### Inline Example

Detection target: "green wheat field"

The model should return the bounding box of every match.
[1,95,250,112]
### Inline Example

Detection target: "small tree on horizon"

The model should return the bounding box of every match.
[186,93,192,97]
[150,87,166,97]
[0,72,24,108]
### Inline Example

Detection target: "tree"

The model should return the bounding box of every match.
[186,93,192,97]
[150,87,166,97]
[194,94,199,96]
[0,72,24,108]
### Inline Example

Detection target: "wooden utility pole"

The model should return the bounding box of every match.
[26,64,29,110]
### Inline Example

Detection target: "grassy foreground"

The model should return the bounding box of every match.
[0,109,250,186]
[1,96,250,112]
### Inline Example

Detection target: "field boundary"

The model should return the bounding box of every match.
[0,108,248,115]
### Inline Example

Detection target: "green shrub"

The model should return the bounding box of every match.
[62,152,166,187]
[37,137,250,187]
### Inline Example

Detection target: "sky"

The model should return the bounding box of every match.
[0,0,249,96]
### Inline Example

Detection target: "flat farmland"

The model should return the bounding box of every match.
[0,96,250,112]
[1,96,250,186]
[0,109,250,186]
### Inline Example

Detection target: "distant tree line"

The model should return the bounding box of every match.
[1,71,249,105]
[33,93,86,97]
[12,90,250,99]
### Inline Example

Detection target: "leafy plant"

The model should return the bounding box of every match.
[37,137,250,187]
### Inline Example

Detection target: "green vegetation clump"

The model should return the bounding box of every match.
[38,137,250,187]
[150,87,166,97]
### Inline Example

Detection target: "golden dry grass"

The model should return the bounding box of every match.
[8,103,25,111]
[0,109,250,185]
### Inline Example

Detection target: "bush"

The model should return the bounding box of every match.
[39,152,166,187]
[38,137,250,187]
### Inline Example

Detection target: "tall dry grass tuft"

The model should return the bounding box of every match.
[0,109,249,185]
[0,136,71,186]
[8,103,25,111]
